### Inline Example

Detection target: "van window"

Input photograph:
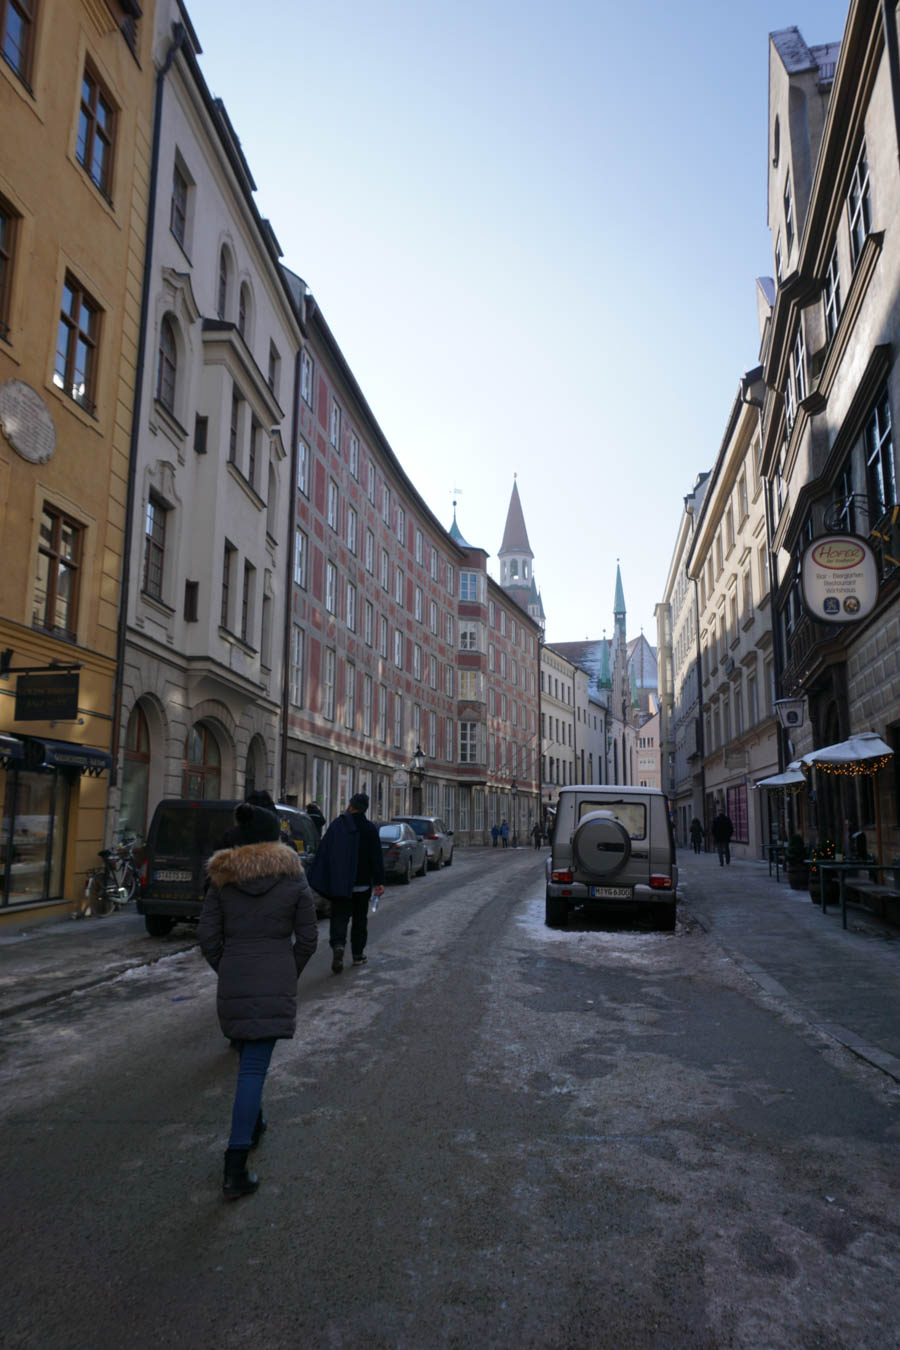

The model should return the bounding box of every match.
[153,804,237,856]
[577,800,646,840]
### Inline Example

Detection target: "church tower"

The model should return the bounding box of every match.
[612,561,629,721]
[498,477,544,630]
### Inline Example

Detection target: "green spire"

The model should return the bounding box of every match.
[599,629,611,689]
[614,560,626,617]
[448,501,470,547]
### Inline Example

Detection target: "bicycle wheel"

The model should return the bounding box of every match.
[89,874,115,917]
[117,862,138,904]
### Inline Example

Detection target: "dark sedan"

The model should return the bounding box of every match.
[376,822,427,884]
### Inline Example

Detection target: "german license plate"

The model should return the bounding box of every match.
[155,869,191,882]
[590,885,633,899]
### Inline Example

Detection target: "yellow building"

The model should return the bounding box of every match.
[0,0,155,923]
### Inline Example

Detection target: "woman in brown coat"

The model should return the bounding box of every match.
[199,802,318,1200]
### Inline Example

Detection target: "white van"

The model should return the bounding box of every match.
[545,785,677,931]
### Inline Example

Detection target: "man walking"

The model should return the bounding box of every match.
[711,808,734,866]
[530,821,543,850]
[689,817,704,855]
[307,792,384,973]
[500,820,510,848]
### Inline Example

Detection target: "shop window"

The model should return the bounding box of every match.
[182,723,221,799]
[1,763,70,906]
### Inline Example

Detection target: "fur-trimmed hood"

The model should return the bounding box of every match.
[207,840,303,890]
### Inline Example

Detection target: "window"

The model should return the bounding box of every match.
[345,662,356,730]
[774,233,783,284]
[33,505,82,638]
[460,570,479,601]
[300,349,314,407]
[393,693,402,747]
[395,566,404,606]
[446,718,454,762]
[217,247,230,320]
[293,528,306,586]
[415,529,423,564]
[783,176,794,251]
[460,623,477,651]
[362,675,373,735]
[346,582,357,632]
[378,684,388,741]
[229,388,242,463]
[54,275,100,412]
[364,599,374,646]
[142,496,167,600]
[323,649,335,720]
[446,615,454,646]
[381,482,391,524]
[445,665,454,696]
[241,560,255,643]
[792,324,806,408]
[221,541,236,628]
[290,626,304,705]
[348,431,359,478]
[499,610,506,636]
[327,478,338,531]
[156,316,177,413]
[737,472,748,523]
[183,579,198,622]
[267,342,280,396]
[367,459,376,503]
[2,0,36,84]
[347,505,357,554]
[170,161,188,248]
[459,671,484,700]
[77,65,116,198]
[247,417,260,490]
[428,711,437,758]
[330,399,341,449]
[326,561,337,614]
[429,600,438,634]
[459,722,478,764]
[848,139,871,266]
[406,584,420,624]
[238,283,249,338]
[429,654,437,689]
[824,242,841,342]
[379,615,388,659]
[396,504,405,545]
[193,415,207,454]
[743,568,754,621]
[865,389,895,519]
[393,628,403,669]
[297,438,309,495]
[0,195,16,338]
[380,549,389,591]
[413,643,422,679]
[446,563,454,595]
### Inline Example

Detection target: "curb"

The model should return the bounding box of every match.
[0,941,198,1021]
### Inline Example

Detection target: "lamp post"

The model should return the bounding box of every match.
[511,779,519,847]
[411,743,425,813]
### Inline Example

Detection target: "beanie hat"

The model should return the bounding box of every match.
[234,802,281,845]
[246,789,276,811]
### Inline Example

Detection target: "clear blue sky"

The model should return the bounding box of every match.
[185,0,850,647]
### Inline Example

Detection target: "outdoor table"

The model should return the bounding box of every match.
[804,859,865,930]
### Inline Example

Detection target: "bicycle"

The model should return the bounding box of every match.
[109,835,140,902]
[83,848,133,916]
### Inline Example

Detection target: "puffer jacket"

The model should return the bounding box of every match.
[198,841,318,1041]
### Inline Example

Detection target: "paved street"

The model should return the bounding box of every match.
[2,847,899,1349]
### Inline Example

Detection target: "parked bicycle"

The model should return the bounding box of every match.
[83,845,134,917]
[110,835,140,902]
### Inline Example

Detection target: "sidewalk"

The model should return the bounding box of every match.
[678,848,900,1082]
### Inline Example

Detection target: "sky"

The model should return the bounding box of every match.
[184,0,851,647]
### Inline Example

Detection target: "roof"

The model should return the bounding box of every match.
[499,480,532,555]
[553,634,658,693]
[448,503,471,547]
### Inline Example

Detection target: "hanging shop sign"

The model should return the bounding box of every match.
[14,672,80,722]
[775,698,806,729]
[800,534,878,622]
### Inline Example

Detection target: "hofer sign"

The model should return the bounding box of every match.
[800,534,878,622]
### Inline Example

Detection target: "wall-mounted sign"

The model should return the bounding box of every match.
[14,672,79,722]
[800,534,878,622]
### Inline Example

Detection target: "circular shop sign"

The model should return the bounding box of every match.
[0,379,57,464]
[800,533,878,622]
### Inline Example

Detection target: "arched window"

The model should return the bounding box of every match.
[122,703,151,839]
[510,559,519,578]
[217,247,230,320]
[183,723,221,799]
[238,282,250,338]
[266,461,277,536]
[156,316,177,413]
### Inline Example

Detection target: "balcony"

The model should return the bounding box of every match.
[781,612,838,695]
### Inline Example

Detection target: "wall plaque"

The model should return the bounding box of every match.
[0,380,57,465]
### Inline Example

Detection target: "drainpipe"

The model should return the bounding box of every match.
[882,0,900,173]
[109,24,187,813]
[279,337,303,801]
[684,496,706,840]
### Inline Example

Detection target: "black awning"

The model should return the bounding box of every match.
[24,738,112,776]
[0,733,25,766]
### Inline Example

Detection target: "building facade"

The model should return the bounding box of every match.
[1,0,156,923]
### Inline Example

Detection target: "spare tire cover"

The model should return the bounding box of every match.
[573,811,632,877]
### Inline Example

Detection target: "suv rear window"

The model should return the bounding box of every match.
[577,800,646,840]
[153,805,236,856]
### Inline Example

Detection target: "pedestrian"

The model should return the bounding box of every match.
[500,819,510,848]
[530,822,542,850]
[490,823,500,848]
[711,808,734,866]
[305,801,326,838]
[689,817,704,855]
[198,801,318,1201]
[307,792,384,974]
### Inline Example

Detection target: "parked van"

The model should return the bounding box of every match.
[137,799,319,936]
[545,785,677,931]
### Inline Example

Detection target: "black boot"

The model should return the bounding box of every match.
[222,1148,259,1200]
[250,1110,267,1149]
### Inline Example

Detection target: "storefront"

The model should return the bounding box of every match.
[0,735,111,915]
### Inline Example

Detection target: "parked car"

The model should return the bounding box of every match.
[391,815,454,869]
[137,798,321,936]
[377,821,427,883]
[545,784,677,931]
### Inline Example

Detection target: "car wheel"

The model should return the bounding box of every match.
[428,852,440,870]
[656,905,676,932]
[402,857,412,884]
[545,896,569,928]
[145,915,175,937]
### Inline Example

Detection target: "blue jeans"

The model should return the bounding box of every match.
[329,891,370,957]
[228,1038,276,1149]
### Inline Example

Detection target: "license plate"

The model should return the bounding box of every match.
[590,886,633,899]
[155,869,192,882]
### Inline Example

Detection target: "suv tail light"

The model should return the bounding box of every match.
[424,831,438,839]
[140,858,148,887]
[551,869,574,884]
[650,874,672,890]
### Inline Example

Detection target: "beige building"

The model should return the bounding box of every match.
[0,1,155,923]
[636,709,661,790]
[759,15,900,858]
[686,387,779,858]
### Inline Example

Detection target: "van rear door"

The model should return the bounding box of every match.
[144,801,238,902]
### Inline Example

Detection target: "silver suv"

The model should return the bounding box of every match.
[545,785,677,931]
[391,815,454,869]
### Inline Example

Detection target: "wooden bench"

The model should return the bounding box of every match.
[844,877,900,920]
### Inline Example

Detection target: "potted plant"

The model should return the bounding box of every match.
[808,837,839,904]
[784,834,809,890]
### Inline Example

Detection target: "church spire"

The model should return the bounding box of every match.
[614,561,626,618]
[498,477,543,629]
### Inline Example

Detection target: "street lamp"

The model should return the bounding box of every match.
[511,779,519,847]
[411,743,425,812]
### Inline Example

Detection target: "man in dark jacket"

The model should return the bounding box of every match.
[711,810,734,866]
[305,802,326,838]
[307,792,384,973]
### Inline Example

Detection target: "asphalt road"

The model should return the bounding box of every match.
[2,849,899,1349]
